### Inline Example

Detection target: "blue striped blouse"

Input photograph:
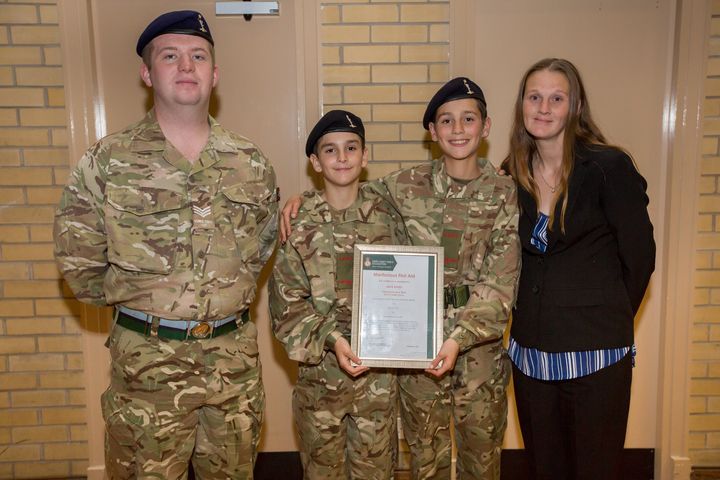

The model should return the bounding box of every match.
[510,212,632,381]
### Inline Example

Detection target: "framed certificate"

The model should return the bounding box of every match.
[351,244,444,369]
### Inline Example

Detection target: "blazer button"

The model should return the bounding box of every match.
[532,285,540,294]
[537,257,544,265]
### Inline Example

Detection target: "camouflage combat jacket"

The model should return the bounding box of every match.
[371,158,520,351]
[54,111,278,321]
[269,185,408,364]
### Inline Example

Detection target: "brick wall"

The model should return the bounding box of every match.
[0,1,88,478]
[691,1,720,468]
[320,0,449,181]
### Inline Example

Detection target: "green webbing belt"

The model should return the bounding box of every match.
[116,310,249,340]
[444,285,470,309]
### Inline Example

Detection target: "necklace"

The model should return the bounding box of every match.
[534,159,559,193]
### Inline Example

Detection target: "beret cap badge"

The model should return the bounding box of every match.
[305,110,365,157]
[136,10,214,57]
[422,77,486,130]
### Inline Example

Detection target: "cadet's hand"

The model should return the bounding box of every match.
[425,338,460,377]
[334,337,370,377]
[280,195,303,243]
[496,161,510,177]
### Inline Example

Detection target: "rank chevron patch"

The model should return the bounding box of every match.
[192,205,212,218]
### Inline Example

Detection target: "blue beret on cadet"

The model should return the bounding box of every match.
[136,10,214,57]
[422,77,487,130]
[305,110,365,157]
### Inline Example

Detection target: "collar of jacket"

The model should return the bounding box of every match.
[431,156,498,199]
[126,110,240,155]
[300,188,380,226]
[518,141,596,249]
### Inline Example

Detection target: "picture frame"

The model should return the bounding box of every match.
[351,244,444,369]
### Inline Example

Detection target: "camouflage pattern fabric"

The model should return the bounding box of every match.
[293,354,398,480]
[397,343,510,479]
[102,320,264,479]
[269,186,408,479]
[54,110,278,320]
[369,158,520,479]
[54,110,277,478]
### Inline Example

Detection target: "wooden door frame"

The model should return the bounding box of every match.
[57,1,321,476]
[654,1,711,478]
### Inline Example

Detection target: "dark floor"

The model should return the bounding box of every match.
[190,449,656,480]
[693,468,720,479]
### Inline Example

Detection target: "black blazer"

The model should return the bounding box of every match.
[510,143,655,352]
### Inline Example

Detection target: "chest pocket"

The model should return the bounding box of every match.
[105,187,186,274]
[336,221,396,291]
[465,199,496,267]
[443,198,496,279]
[221,182,272,262]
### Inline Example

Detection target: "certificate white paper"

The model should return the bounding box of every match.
[351,245,444,369]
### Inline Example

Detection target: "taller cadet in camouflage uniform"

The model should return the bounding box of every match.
[360,78,519,479]
[53,11,277,479]
[269,111,407,479]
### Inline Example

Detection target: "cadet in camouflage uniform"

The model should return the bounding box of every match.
[269,111,407,480]
[281,78,520,479]
[53,11,277,479]
[374,78,520,479]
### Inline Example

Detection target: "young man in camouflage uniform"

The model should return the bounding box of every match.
[282,78,520,479]
[54,11,277,479]
[269,110,407,479]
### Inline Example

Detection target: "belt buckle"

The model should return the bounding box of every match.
[190,322,212,339]
[444,287,455,308]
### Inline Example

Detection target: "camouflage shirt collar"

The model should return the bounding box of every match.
[127,111,166,153]
[205,116,241,154]
[432,157,495,196]
[299,191,331,224]
[300,188,378,225]
[128,111,239,155]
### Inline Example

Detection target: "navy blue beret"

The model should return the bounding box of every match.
[422,77,487,130]
[136,10,214,57]
[305,110,365,157]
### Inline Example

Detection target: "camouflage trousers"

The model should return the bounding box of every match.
[398,340,510,479]
[293,351,398,480]
[101,320,264,480]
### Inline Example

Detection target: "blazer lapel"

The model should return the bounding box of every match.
[518,186,538,250]
[546,144,591,251]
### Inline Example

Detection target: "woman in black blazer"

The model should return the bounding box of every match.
[504,58,655,480]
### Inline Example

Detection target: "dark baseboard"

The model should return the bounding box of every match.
[254,451,303,480]
[692,466,720,479]
[187,452,303,480]
[501,448,655,480]
[189,448,655,479]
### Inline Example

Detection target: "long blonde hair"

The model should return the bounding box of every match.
[505,58,607,232]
